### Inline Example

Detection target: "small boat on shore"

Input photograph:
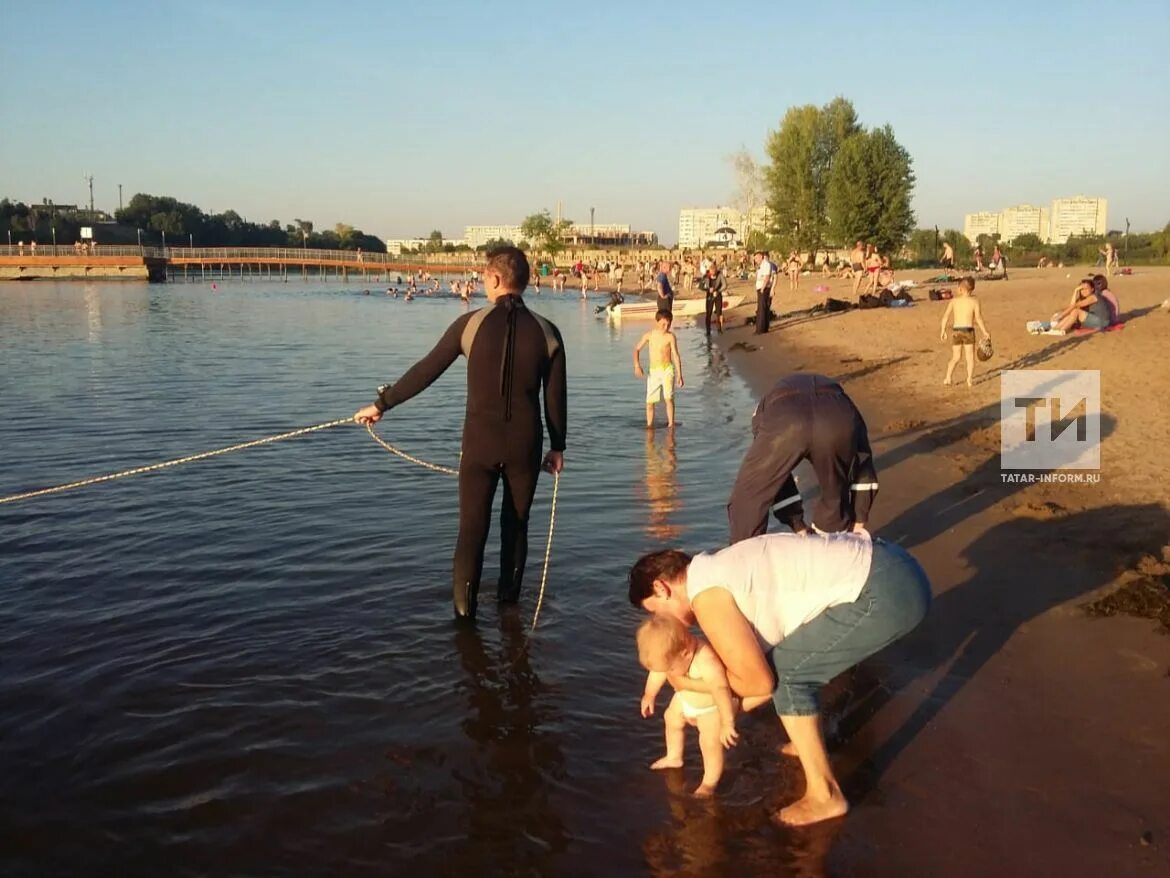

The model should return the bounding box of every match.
[599,294,745,320]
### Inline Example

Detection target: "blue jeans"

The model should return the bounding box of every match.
[768,540,932,716]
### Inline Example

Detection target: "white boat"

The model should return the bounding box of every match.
[600,294,745,320]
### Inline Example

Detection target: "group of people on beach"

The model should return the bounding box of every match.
[354,245,933,827]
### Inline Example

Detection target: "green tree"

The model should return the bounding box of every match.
[479,236,515,252]
[907,228,937,263]
[826,125,915,256]
[763,97,861,252]
[975,232,1000,254]
[521,209,572,256]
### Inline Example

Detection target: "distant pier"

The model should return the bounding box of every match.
[0,246,476,283]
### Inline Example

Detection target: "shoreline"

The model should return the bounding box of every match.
[709,268,1170,874]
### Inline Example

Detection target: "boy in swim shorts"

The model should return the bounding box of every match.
[940,276,991,387]
[633,310,684,428]
[636,613,738,797]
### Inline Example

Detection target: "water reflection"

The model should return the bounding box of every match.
[642,427,682,541]
[450,616,568,871]
[641,769,843,877]
[83,284,103,343]
[702,338,733,386]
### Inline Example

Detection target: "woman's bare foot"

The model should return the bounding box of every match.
[650,755,683,770]
[943,377,952,386]
[693,783,716,798]
[774,788,850,826]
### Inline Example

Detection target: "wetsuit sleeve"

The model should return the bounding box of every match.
[375,313,470,412]
[543,327,568,451]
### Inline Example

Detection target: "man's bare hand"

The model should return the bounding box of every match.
[353,404,382,426]
[542,450,564,474]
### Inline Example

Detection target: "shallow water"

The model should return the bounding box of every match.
[0,281,835,875]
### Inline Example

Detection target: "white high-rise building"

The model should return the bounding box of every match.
[678,206,768,249]
[963,211,1000,244]
[998,205,1050,243]
[1049,196,1108,242]
[463,225,526,249]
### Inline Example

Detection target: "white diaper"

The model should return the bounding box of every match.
[680,697,719,720]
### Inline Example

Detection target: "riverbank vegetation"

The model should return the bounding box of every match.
[1,195,386,252]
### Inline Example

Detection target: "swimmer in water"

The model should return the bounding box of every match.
[636,613,740,798]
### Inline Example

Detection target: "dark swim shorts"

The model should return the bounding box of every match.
[952,327,976,345]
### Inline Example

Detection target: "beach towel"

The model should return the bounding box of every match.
[1073,322,1126,336]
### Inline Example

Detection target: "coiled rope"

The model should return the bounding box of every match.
[0,417,559,632]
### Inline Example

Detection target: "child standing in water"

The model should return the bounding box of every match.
[633,310,684,428]
[940,277,991,386]
[636,614,738,797]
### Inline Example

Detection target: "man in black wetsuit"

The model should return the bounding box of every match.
[354,246,567,620]
[726,373,877,543]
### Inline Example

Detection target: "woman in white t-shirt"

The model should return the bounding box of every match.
[628,531,930,826]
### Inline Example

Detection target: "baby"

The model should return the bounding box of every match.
[636,613,738,797]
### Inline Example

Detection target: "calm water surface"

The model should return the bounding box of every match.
[0,281,836,875]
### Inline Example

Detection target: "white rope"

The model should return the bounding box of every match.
[364,422,560,633]
[0,418,351,505]
[363,423,459,475]
[0,416,560,633]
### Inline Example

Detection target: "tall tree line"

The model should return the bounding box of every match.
[758,98,916,256]
[1,194,386,252]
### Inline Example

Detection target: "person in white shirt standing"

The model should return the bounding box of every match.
[629,532,931,826]
[752,250,777,334]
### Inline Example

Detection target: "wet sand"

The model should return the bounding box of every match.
[709,266,1170,874]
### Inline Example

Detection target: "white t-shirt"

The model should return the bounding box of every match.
[685,532,873,649]
[755,259,776,291]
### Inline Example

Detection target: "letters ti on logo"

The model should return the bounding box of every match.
[1000,370,1101,470]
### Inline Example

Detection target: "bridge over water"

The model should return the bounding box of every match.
[0,245,477,283]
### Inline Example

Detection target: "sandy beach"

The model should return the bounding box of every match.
[699,265,1170,874]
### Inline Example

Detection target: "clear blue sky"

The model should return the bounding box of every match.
[2,0,1167,243]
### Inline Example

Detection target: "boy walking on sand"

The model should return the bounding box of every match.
[940,277,991,387]
[634,310,684,427]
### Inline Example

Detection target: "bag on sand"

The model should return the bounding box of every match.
[976,336,994,361]
[858,293,883,309]
[928,288,953,301]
